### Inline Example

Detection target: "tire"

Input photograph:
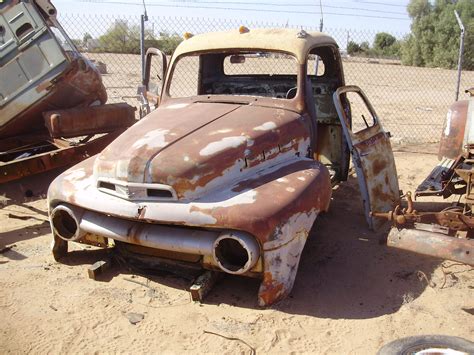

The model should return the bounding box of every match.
[378,335,474,355]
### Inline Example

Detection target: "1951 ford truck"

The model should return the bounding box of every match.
[47,28,400,306]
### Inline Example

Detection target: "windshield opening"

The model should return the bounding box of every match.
[168,50,298,100]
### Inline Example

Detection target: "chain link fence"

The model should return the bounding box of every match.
[59,13,473,143]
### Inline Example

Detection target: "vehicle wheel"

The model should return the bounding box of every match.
[378,335,474,355]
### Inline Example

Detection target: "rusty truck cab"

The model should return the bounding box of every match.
[143,28,350,185]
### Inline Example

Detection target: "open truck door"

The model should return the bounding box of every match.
[138,48,167,117]
[333,85,400,230]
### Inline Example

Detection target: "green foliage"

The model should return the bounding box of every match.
[402,0,474,70]
[374,32,396,50]
[150,33,183,55]
[95,20,183,55]
[347,40,361,55]
[407,0,431,18]
[346,35,401,59]
[360,41,370,52]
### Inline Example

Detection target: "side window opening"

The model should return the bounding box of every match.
[306,53,325,77]
[343,91,377,133]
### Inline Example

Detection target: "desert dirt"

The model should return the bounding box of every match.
[1,144,473,354]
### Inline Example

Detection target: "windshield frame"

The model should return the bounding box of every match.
[163,48,303,105]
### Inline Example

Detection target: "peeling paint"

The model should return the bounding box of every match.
[199,136,247,156]
[132,128,170,150]
[47,30,345,307]
[254,121,277,131]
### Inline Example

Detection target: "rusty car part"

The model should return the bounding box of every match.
[414,156,461,198]
[43,103,135,138]
[372,192,474,232]
[333,85,400,230]
[1,0,107,138]
[189,271,223,302]
[0,1,134,182]
[438,100,469,160]
[0,130,124,184]
[48,28,398,306]
[50,202,261,275]
[387,228,474,266]
[373,91,474,265]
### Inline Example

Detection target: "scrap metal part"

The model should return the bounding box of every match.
[43,103,135,138]
[387,228,474,266]
[0,129,125,184]
[0,0,135,183]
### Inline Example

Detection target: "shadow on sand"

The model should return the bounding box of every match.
[51,176,444,319]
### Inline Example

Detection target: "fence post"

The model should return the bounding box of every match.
[454,10,465,102]
[140,13,148,85]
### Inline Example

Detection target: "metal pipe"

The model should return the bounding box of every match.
[50,204,85,241]
[213,231,260,274]
[51,204,261,272]
[454,10,465,102]
[387,227,474,266]
[140,13,147,85]
[51,204,218,254]
[79,209,217,255]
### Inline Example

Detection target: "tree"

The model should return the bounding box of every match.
[347,40,361,55]
[97,20,183,55]
[374,32,396,51]
[152,32,182,55]
[360,41,370,52]
[98,20,140,53]
[373,32,400,58]
[402,0,474,70]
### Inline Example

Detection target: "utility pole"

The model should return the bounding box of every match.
[140,0,148,85]
[315,0,324,75]
[454,10,465,101]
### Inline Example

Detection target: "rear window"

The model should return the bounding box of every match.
[168,50,298,100]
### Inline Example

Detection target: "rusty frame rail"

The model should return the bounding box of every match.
[0,130,124,184]
[387,228,474,266]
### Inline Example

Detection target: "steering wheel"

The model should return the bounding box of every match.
[286,87,297,99]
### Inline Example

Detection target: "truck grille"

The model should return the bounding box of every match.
[97,179,177,202]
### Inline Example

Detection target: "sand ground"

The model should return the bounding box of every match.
[1,144,473,354]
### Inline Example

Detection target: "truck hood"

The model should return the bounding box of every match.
[94,100,310,200]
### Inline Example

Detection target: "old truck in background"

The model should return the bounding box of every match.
[0,0,135,183]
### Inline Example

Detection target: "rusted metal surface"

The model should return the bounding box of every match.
[333,85,400,230]
[44,103,135,138]
[0,0,128,184]
[1,53,107,139]
[0,130,124,184]
[47,28,352,306]
[438,100,469,160]
[190,271,223,302]
[373,189,474,232]
[387,228,474,266]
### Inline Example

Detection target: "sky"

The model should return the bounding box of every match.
[53,0,413,47]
